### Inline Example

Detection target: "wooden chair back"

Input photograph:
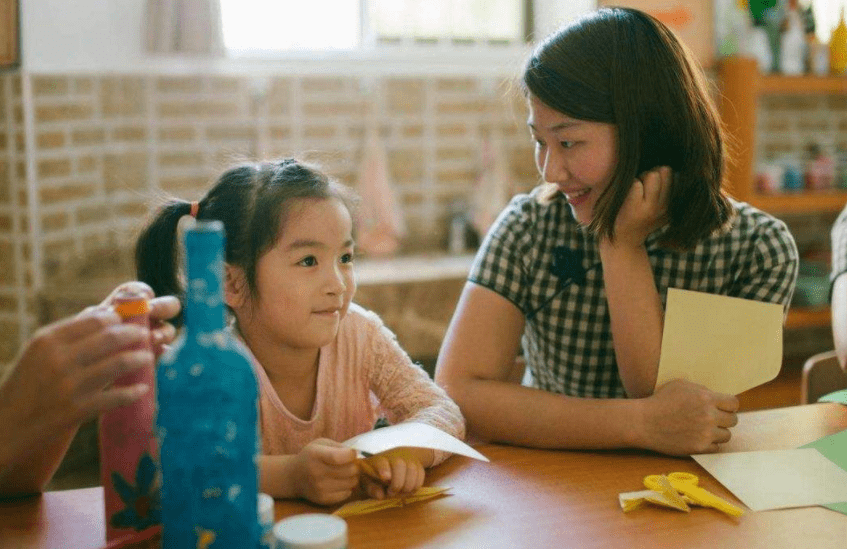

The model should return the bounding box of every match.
[801,350,847,404]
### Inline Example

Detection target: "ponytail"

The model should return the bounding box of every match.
[135,200,194,325]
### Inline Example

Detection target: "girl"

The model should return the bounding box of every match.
[136,159,464,505]
[435,8,798,456]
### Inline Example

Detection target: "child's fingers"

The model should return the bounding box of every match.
[386,457,408,497]
[361,477,386,500]
[356,458,383,483]
[401,461,425,494]
[318,445,357,467]
[362,455,392,482]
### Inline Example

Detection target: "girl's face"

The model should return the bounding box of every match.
[231,197,356,352]
[527,94,619,225]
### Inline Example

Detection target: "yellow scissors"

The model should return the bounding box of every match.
[644,472,744,518]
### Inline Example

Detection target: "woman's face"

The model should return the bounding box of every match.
[527,94,619,225]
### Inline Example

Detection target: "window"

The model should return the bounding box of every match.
[220,0,530,54]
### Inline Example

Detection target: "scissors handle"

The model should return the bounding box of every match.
[666,474,744,518]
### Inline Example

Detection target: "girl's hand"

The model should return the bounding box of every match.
[359,447,429,500]
[635,379,739,455]
[609,166,672,249]
[292,439,359,505]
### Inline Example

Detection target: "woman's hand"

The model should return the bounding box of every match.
[359,447,430,500]
[94,281,181,357]
[635,379,739,455]
[291,439,359,505]
[610,166,672,249]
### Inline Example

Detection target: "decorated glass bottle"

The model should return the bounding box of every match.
[99,290,160,543]
[156,220,260,548]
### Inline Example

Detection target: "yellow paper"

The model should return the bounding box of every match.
[343,422,489,462]
[619,489,690,513]
[333,486,451,518]
[643,475,690,511]
[656,288,783,395]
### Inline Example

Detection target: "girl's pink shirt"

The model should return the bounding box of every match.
[250,303,465,466]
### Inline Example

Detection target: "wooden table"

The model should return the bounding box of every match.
[2,404,846,549]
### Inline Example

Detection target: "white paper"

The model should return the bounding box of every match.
[693,448,847,511]
[343,422,489,462]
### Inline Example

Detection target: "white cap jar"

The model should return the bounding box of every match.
[273,514,347,549]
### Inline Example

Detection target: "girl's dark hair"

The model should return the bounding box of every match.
[135,159,359,325]
[522,7,733,249]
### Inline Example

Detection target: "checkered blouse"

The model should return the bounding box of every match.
[831,204,847,288]
[469,187,799,399]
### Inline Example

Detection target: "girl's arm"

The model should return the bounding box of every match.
[366,313,465,466]
[435,283,737,455]
[599,167,672,398]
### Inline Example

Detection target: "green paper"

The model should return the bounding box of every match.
[801,428,847,515]
[818,389,847,405]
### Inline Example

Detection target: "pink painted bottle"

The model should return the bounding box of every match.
[98,291,161,543]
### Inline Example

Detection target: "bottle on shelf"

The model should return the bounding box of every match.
[156,219,260,548]
[780,0,806,75]
[98,290,160,543]
[831,7,847,75]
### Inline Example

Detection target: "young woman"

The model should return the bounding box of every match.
[435,7,798,456]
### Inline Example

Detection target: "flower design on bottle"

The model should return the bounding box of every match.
[109,453,161,531]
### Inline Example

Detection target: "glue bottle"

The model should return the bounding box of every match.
[98,290,160,542]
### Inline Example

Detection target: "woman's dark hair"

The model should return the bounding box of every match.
[135,159,359,325]
[522,7,733,249]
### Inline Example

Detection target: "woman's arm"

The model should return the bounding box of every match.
[599,241,664,398]
[834,275,847,372]
[435,283,737,454]
[435,283,641,449]
[599,167,671,398]
[0,282,180,497]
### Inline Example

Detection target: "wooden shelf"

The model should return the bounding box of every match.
[718,57,847,212]
[745,191,847,215]
[758,74,847,95]
[785,306,830,329]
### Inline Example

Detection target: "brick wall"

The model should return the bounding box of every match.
[1,69,844,371]
[0,71,539,371]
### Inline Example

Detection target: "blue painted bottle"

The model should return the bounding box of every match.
[156,220,260,549]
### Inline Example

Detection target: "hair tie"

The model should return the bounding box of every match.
[189,201,199,218]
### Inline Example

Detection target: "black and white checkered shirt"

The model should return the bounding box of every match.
[469,187,799,399]
[831,204,847,288]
